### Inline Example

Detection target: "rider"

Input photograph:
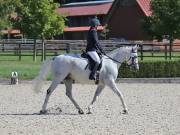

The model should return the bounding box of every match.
[86,16,106,80]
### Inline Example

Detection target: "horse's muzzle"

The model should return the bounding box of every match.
[134,64,139,71]
[131,63,139,71]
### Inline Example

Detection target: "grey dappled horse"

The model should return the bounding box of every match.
[34,45,139,114]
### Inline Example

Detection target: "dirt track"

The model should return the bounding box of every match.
[0,82,180,135]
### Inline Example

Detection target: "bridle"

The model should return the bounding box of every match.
[104,48,138,67]
[127,50,138,67]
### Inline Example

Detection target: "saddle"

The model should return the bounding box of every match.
[81,51,102,71]
[81,51,102,84]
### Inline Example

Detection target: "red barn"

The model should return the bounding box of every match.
[57,1,113,39]
[106,0,151,40]
[57,0,151,40]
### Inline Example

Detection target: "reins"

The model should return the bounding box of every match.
[103,54,123,64]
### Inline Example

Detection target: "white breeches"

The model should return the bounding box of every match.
[87,51,101,64]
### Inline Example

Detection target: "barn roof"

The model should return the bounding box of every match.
[1,29,20,34]
[136,0,151,16]
[64,26,104,32]
[57,2,112,16]
[105,0,152,24]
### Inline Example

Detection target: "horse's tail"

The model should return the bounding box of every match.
[33,58,53,93]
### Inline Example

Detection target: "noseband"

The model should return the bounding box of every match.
[104,47,138,66]
[127,50,138,66]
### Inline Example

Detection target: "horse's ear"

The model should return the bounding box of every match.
[132,44,138,52]
[136,44,140,51]
[134,44,138,49]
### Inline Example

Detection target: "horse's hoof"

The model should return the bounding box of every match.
[78,109,84,114]
[56,107,62,113]
[40,110,47,114]
[123,110,128,114]
[87,111,92,114]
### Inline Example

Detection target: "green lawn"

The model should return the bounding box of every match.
[0,56,43,80]
[138,52,180,61]
[0,51,180,80]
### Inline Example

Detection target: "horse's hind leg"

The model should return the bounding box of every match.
[40,75,64,114]
[88,84,105,114]
[106,79,128,114]
[64,79,84,114]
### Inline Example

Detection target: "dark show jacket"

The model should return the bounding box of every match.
[86,28,103,53]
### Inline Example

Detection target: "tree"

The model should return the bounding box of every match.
[143,0,180,59]
[14,0,65,39]
[100,24,109,40]
[13,0,65,61]
[0,0,19,36]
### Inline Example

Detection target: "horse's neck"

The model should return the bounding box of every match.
[108,48,129,68]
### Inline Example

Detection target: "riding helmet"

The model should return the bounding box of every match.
[90,17,101,27]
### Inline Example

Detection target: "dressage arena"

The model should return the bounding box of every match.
[0,82,180,135]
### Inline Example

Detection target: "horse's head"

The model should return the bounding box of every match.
[127,45,139,71]
[107,45,139,70]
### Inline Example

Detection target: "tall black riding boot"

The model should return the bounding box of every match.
[89,63,99,80]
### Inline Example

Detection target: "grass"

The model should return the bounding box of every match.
[0,51,180,80]
[0,56,43,80]
[138,52,180,61]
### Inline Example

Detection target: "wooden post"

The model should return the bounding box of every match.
[140,44,143,61]
[44,41,46,60]
[41,38,45,61]
[169,38,173,60]
[33,39,37,62]
[2,40,4,52]
[165,44,167,60]
[151,44,154,57]
[18,43,21,61]
[66,43,71,53]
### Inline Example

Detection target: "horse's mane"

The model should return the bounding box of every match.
[63,46,132,59]
[107,46,131,57]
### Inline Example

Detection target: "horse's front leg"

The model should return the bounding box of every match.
[64,79,84,114]
[106,79,128,114]
[88,84,105,114]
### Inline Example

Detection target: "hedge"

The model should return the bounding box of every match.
[119,60,180,78]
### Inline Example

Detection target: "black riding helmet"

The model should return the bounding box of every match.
[90,17,101,27]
